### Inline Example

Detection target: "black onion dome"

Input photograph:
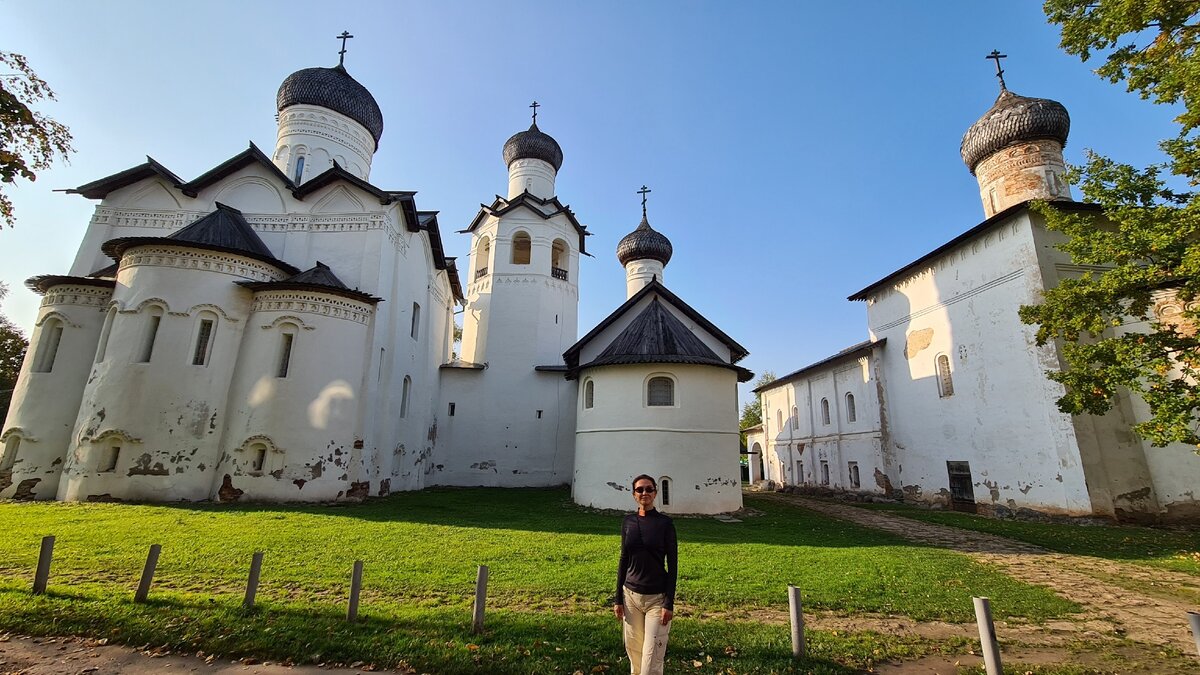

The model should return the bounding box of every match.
[502,122,563,171]
[277,65,384,146]
[960,89,1070,173]
[616,216,673,266]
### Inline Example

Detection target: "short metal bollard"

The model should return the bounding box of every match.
[347,560,364,622]
[32,535,55,595]
[134,544,162,603]
[472,565,489,634]
[788,584,806,659]
[243,551,264,609]
[972,596,1002,675]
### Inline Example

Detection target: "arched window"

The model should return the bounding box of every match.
[191,312,218,366]
[776,409,782,429]
[846,393,857,422]
[475,236,491,279]
[248,442,268,476]
[411,302,421,340]
[32,318,65,373]
[1,434,20,471]
[791,405,799,430]
[936,354,954,397]
[511,231,531,265]
[551,239,568,280]
[820,460,830,486]
[136,306,163,363]
[98,440,120,473]
[848,461,861,488]
[660,477,671,506]
[294,155,306,184]
[95,307,117,363]
[400,375,412,418]
[277,324,297,378]
[820,398,830,425]
[583,379,594,409]
[647,376,674,407]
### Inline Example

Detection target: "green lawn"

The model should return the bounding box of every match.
[0,488,1074,673]
[852,501,1200,576]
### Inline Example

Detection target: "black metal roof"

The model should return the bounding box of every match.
[463,192,590,256]
[181,143,296,197]
[102,202,299,275]
[65,156,184,199]
[24,275,116,296]
[564,279,751,380]
[616,215,673,266]
[753,340,883,393]
[277,65,384,147]
[502,122,563,171]
[960,88,1070,174]
[237,261,381,304]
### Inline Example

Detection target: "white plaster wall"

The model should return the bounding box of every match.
[974,141,1072,218]
[574,364,742,514]
[274,104,375,181]
[1,285,110,499]
[625,260,664,298]
[864,212,1096,515]
[507,158,556,199]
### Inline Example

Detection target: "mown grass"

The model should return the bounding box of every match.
[853,501,1200,576]
[0,488,1075,672]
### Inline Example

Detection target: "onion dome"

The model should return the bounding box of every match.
[616,215,673,267]
[503,122,564,171]
[277,65,384,146]
[960,89,1070,173]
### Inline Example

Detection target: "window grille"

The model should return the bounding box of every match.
[647,377,674,406]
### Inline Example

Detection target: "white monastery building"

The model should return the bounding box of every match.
[1,53,751,513]
[746,70,1200,524]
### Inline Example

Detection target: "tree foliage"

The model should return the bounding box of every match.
[739,370,776,432]
[0,51,74,228]
[1022,1,1200,447]
[0,283,29,421]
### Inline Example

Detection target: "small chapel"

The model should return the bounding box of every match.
[745,55,1200,524]
[0,46,750,513]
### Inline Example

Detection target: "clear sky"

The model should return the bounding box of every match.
[0,2,1181,408]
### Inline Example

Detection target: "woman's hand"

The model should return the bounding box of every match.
[614,604,624,620]
[660,608,673,625]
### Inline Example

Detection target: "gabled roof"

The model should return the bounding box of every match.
[564,279,751,381]
[65,156,184,199]
[237,261,381,304]
[754,340,883,393]
[293,161,413,205]
[462,191,590,256]
[102,202,299,274]
[25,275,116,295]
[847,200,1103,301]
[180,143,296,197]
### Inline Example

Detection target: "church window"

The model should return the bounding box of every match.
[791,406,798,430]
[99,444,120,473]
[776,409,782,429]
[820,460,830,486]
[400,375,412,418]
[475,236,491,279]
[248,442,268,476]
[191,316,216,366]
[411,302,421,340]
[820,398,830,425]
[277,330,295,378]
[136,307,163,363]
[536,409,543,419]
[647,376,674,407]
[551,239,568,280]
[511,231,532,265]
[848,461,860,488]
[660,477,671,506]
[32,318,64,373]
[846,393,857,422]
[988,187,997,213]
[95,307,116,363]
[294,155,306,184]
[584,379,594,409]
[936,354,954,397]
[1,435,20,472]
[448,402,456,416]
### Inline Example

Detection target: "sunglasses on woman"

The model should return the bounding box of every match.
[633,486,657,494]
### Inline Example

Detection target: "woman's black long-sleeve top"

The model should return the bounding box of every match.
[615,508,678,610]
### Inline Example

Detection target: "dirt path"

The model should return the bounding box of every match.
[769,494,1200,655]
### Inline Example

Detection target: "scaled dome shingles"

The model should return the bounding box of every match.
[616,216,673,266]
[503,122,564,171]
[960,89,1070,173]
[277,65,385,145]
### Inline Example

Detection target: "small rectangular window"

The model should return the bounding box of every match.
[33,321,64,373]
[647,377,674,406]
[448,402,456,416]
[937,354,954,397]
[192,319,214,365]
[411,302,421,340]
[100,446,120,473]
[252,446,267,475]
[848,461,860,489]
[277,333,294,378]
[137,315,161,363]
[400,376,411,418]
[820,460,830,486]
[536,409,543,419]
[1,436,20,471]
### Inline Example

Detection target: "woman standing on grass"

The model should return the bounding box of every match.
[613,474,678,675]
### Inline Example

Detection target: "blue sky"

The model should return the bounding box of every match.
[0,2,1181,407]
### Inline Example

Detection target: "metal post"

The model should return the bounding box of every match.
[1188,611,1200,657]
[347,560,364,622]
[134,544,161,603]
[243,551,264,610]
[32,536,54,595]
[788,584,806,659]
[972,596,1002,675]
[472,565,489,634]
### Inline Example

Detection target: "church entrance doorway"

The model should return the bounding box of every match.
[946,461,977,513]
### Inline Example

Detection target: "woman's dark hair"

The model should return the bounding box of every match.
[631,474,657,490]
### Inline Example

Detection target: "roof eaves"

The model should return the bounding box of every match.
[754,339,885,392]
[180,142,296,197]
[65,156,185,199]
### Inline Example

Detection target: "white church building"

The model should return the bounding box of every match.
[0,53,751,513]
[746,75,1200,524]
